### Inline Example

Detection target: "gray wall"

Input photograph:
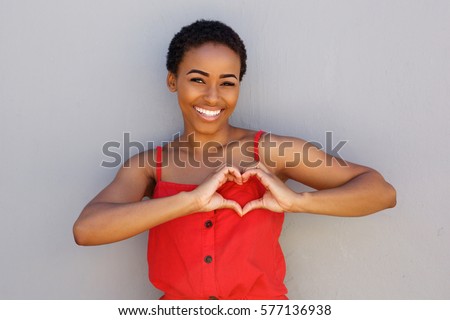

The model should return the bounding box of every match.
[1,0,449,299]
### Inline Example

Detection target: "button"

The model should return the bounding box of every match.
[209,296,219,300]
[204,255,213,263]
[204,220,213,228]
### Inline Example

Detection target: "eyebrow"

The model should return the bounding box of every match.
[186,69,238,80]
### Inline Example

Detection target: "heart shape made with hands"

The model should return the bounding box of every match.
[209,166,286,216]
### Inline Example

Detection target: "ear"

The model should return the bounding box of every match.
[167,72,177,92]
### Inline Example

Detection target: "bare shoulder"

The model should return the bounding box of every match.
[258,132,317,163]
[121,148,158,193]
[121,148,157,180]
[257,132,309,172]
[259,132,308,147]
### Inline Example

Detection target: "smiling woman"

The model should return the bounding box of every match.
[167,43,241,131]
[72,20,396,300]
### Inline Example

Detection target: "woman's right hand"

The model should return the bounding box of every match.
[189,165,243,216]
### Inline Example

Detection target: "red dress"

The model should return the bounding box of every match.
[147,131,288,299]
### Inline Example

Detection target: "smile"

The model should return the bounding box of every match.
[194,106,224,119]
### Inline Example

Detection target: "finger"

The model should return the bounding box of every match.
[241,169,257,183]
[242,168,270,185]
[222,166,243,185]
[242,199,264,216]
[219,199,243,216]
[214,162,238,174]
[210,165,242,186]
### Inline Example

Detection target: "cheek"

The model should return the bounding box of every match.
[176,86,198,104]
[224,90,240,106]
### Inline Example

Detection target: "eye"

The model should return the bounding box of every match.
[190,78,205,84]
[221,82,236,87]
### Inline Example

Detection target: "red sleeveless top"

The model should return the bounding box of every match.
[147,131,287,299]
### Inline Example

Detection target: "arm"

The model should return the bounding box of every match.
[73,151,194,245]
[242,134,396,217]
[73,152,243,245]
[292,167,396,216]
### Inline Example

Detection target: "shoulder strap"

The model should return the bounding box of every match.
[253,130,265,162]
[156,146,162,182]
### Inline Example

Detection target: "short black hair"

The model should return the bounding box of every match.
[166,20,247,81]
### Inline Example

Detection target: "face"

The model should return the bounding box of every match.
[167,42,241,135]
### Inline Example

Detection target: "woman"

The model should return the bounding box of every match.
[73,20,396,299]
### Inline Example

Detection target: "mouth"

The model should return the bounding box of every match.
[193,106,224,121]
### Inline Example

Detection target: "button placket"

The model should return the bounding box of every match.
[201,210,217,298]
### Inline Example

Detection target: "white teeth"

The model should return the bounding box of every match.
[194,106,222,117]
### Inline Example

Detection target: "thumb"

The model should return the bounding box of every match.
[242,199,264,216]
[219,199,243,217]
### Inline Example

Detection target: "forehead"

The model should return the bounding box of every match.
[179,43,241,73]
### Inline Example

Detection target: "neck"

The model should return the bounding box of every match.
[178,125,237,149]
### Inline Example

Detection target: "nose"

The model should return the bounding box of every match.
[203,85,219,105]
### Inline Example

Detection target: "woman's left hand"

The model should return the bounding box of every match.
[241,163,300,215]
